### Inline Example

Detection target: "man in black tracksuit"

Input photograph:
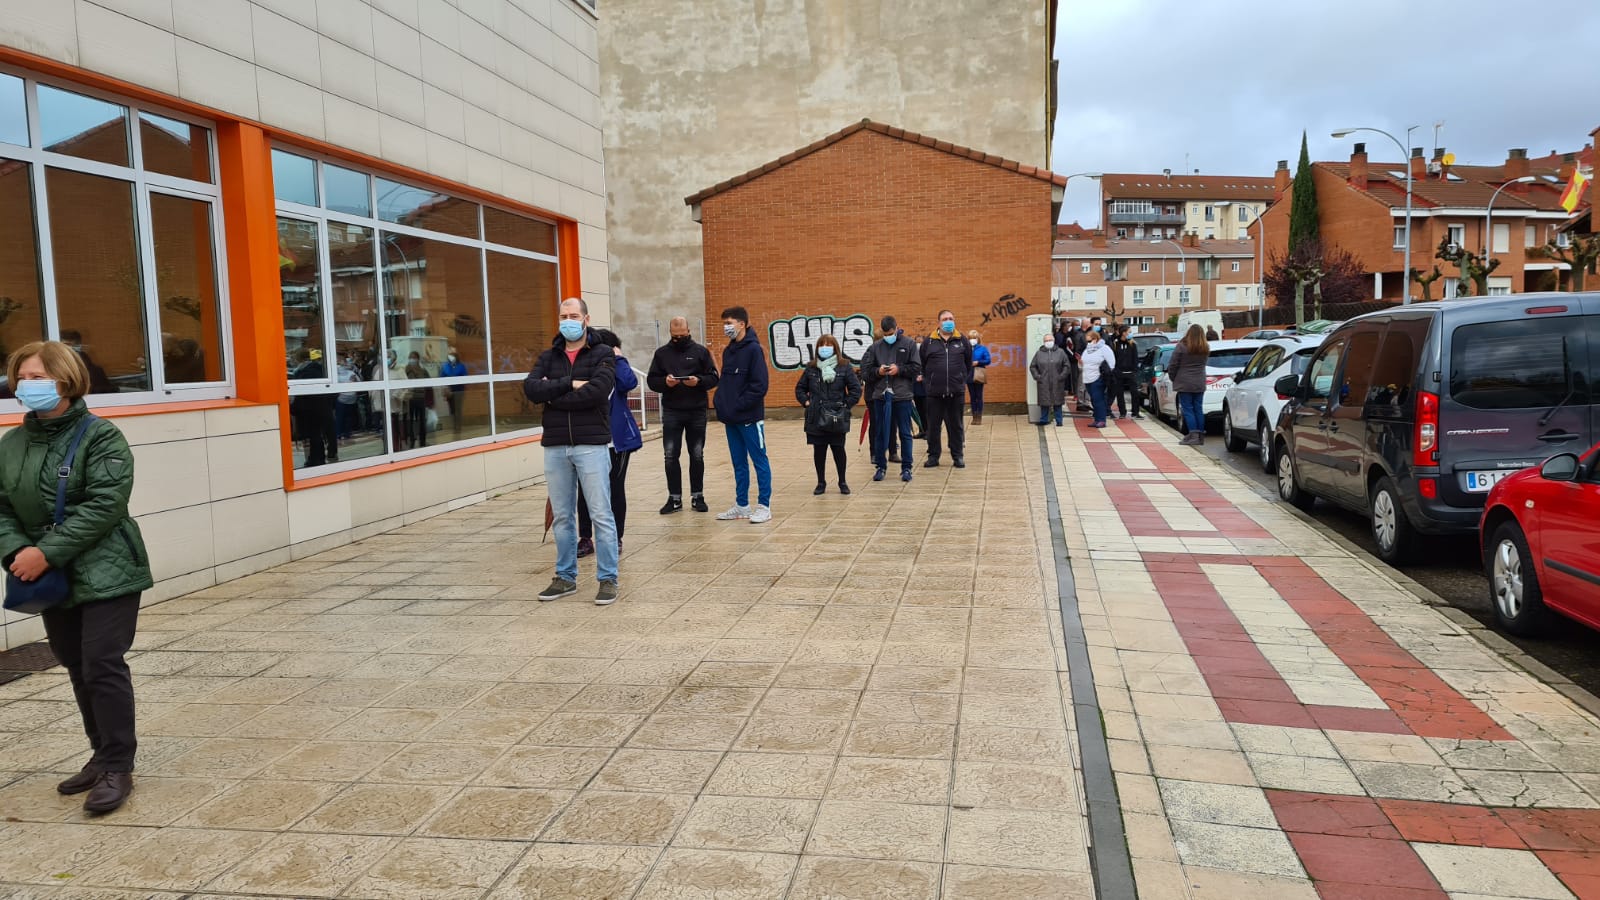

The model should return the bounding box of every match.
[646,316,719,514]
[1109,324,1143,419]
[920,309,972,468]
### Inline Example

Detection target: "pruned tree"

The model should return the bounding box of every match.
[1435,235,1499,297]
[1535,233,1600,292]
[1410,265,1443,303]
[1265,240,1368,323]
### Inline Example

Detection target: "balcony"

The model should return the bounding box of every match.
[1106,210,1187,226]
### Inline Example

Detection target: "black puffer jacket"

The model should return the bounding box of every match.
[920,333,973,397]
[523,330,618,446]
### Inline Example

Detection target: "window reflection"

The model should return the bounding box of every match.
[48,168,146,393]
[486,251,556,374]
[277,217,325,379]
[493,379,540,433]
[271,149,316,206]
[150,193,225,383]
[291,387,392,469]
[380,233,488,373]
[0,73,25,146]
[483,206,556,255]
[326,223,379,382]
[0,159,47,379]
[38,86,129,167]
[375,177,479,239]
[387,382,492,452]
[139,112,212,183]
[324,163,370,217]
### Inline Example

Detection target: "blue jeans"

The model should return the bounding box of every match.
[873,393,914,472]
[1088,378,1110,423]
[1038,405,1063,425]
[1178,392,1205,435]
[724,421,772,507]
[546,444,618,583]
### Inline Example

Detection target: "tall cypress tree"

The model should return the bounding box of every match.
[1287,131,1320,256]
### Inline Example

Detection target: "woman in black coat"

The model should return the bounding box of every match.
[794,334,862,495]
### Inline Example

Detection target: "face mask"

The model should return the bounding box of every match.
[560,320,585,342]
[1092,325,1102,332]
[15,380,60,412]
[1043,341,1055,350]
[447,355,457,362]
[409,357,420,366]
[818,345,835,360]
[671,335,691,346]
[940,321,955,334]
[884,334,897,345]
[723,324,739,339]
[969,339,978,346]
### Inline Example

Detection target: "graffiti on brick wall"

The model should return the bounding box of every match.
[768,314,875,370]
[979,293,1031,328]
[988,343,1028,368]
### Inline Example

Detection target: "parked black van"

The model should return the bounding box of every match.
[1271,293,1598,563]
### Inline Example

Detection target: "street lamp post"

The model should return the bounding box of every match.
[1153,238,1186,329]
[1333,125,1419,303]
[1248,207,1267,328]
[1484,176,1538,286]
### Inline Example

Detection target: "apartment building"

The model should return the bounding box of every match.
[1256,143,1593,301]
[1051,232,1263,326]
[0,1,606,646]
[1100,172,1277,243]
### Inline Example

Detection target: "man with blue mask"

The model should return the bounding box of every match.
[713,306,772,524]
[919,308,972,469]
[524,297,621,605]
[859,315,920,483]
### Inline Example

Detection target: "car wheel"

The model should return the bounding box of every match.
[1223,406,1247,452]
[1275,442,1315,511]
[1489,520,1550,636]
[1258,420,1274,473]
[1369,475,1417,564]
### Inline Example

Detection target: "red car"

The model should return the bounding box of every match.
[1480,441,1600,635]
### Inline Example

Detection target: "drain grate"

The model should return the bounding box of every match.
[0,641,60,685]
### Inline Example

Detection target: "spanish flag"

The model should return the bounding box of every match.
[1560,168,1590,213]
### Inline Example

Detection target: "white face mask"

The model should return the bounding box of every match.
[1043,341,1056,350]
[969,339,978,346]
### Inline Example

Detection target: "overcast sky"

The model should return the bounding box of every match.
[1049,0,1600,227]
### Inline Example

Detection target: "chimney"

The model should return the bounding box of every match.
[1349,142,1368,190]
[1410,147,1426,181]
[1274,159,1290,195]
[1559,152,1578,182]
[1183,230,1199,248]
[1091,229,1107,249]
[1504,148,1530,181]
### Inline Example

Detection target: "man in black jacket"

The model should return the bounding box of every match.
[860,315,920,483]
[920,309,972,468]
[524,298,621,605]
[1109,324,1144,419]
[646,316,719,514]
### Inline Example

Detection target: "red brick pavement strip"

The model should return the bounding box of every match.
[1266,790,1600,899]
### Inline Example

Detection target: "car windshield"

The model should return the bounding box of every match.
[1207,348,1259,369]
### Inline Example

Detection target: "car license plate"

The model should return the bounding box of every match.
[1463,470,1511,493]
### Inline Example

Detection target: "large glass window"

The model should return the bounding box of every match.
[0,67,228,406]
[274,149,564,474]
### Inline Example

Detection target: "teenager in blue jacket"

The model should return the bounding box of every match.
[578,329,643,557]
[712,306,772,524]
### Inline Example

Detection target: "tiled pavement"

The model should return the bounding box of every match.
[6,413,1600,899]
[0,417,1093,899]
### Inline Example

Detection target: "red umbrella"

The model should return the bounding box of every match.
[542,498,554,543]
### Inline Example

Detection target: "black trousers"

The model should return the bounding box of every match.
[579,449,631,540]
[924,394,966,463]
[660,407,707,497]
[43,593,141,772]
[913,395,927,434]
[1114,371,1141,417]
[812,437,847,484]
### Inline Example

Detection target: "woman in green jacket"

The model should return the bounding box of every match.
[0,341,152,814]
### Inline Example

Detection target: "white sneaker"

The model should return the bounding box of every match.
[749,504,771,524]
[716,505,752,520]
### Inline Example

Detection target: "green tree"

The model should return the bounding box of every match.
[1287,131,1320,256]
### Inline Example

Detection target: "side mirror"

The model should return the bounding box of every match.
[1274,374,1301,398]
[1541,453,1581,482]
[1236,370,1248,383]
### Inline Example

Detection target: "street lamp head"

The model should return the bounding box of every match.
[1331,129,1356,139]
[1511,175,1537,184]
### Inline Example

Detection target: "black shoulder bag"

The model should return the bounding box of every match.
[4,416,97,615]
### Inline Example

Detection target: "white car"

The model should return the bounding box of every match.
[1221,335,1326,471]
[1152,339,1266,432]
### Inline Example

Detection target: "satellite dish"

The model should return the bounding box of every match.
[1442,152,1456,166]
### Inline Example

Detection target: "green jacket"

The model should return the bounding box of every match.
[0,401,153,607]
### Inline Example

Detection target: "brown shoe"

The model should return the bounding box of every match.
[83,771,133,815]
[972,415,983,425]
[57,764,99,795]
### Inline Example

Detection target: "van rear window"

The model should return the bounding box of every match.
[1449,318,1591,410]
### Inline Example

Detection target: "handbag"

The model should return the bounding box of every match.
[818,401,850,434]
[972,366,987,385]
[4,416,96,615]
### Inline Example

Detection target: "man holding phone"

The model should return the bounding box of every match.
[859,315,920,483]
[647,317,719,514]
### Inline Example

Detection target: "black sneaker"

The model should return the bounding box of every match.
[814,483,826,495]
[690,495,709,513]
[595,580,619,606]
[576,537,594,558]
[901,469,913,482]
[953,459,965,469]
[873,468,886,482]
[839,482,851,495]
[923,459,939,468]
[660,497,682,515]
[538,577,577,601]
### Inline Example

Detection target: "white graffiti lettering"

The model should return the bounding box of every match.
[768,314,875,370]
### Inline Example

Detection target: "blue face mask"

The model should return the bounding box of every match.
[940,320,955,334]
[818,345,835,360]
[16,380,61,412]
[884,333,898,345]
[559,320,585,342]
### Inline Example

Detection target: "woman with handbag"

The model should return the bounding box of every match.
[795,334,862,495]
[0,341,152,814]
[966,329,990,425]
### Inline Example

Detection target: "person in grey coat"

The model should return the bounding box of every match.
[1030,335,1071,426]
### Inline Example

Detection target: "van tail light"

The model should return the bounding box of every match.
[1419,478,1437,499]
[1414,390,1439,467]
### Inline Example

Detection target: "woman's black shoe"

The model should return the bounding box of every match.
[814,483,826,495]
[838,483,851,495]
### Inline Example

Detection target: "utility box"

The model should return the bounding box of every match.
[1025,313,1054,421]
